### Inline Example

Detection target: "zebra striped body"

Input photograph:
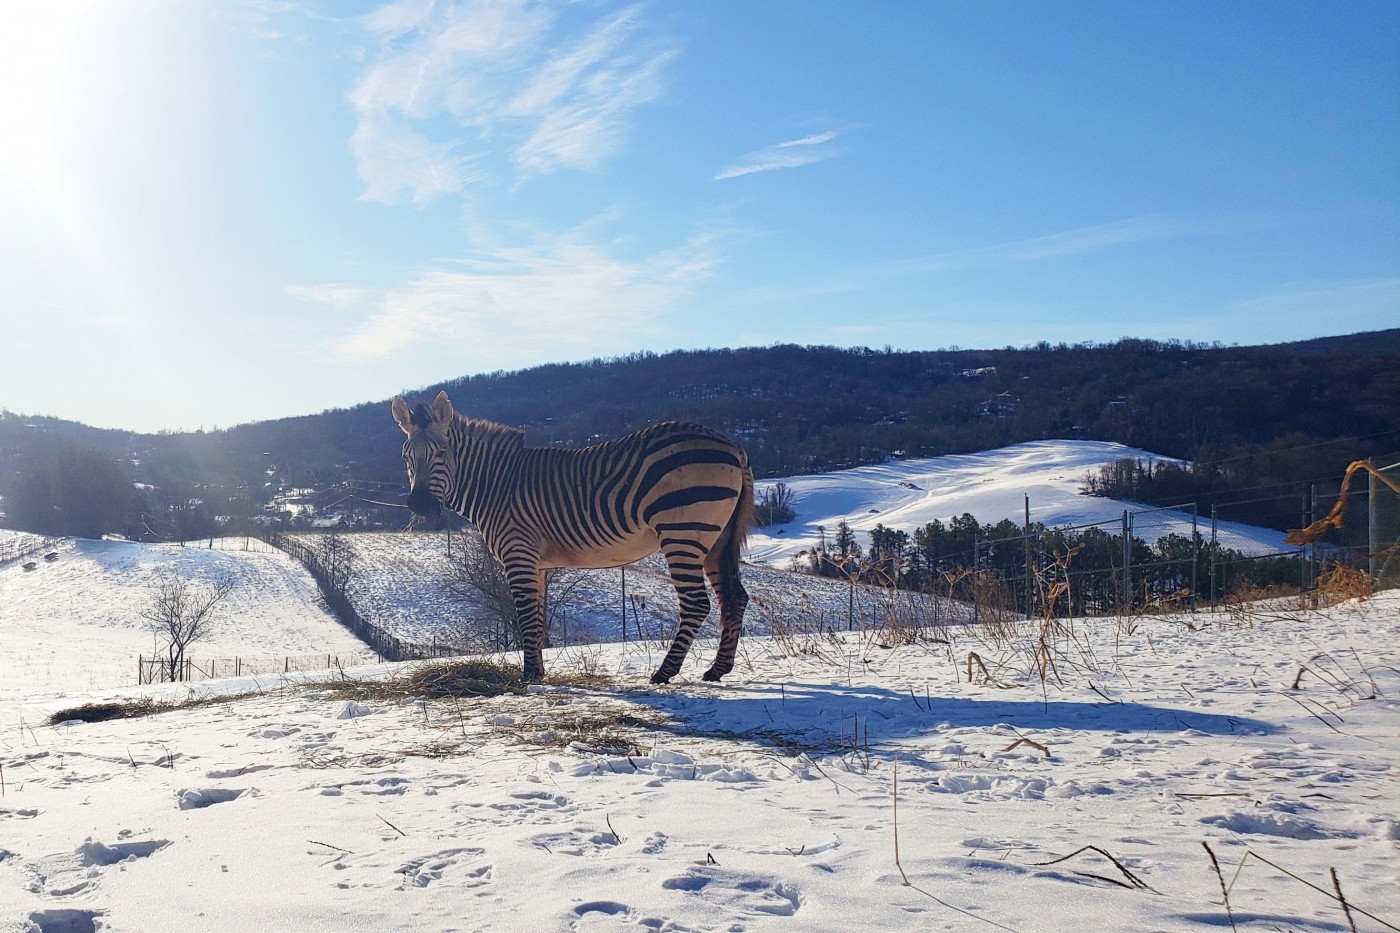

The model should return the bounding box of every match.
[393,391,753,683]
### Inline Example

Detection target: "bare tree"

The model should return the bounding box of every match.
[754,481,797,527]
[140,568,235,681]
[442,531,585,653]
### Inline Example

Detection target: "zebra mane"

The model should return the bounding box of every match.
[459,415,525,448]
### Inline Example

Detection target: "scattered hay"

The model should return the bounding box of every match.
[404,659,528,699]
[49,699,171,724]
[328,657,617,703]
[47,691,254,725]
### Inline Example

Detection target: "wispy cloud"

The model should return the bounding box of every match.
[1213,278,1400,336]
[742,215,1210,305]
[312,222,721,364]
[287,283,370,310]
[908,214,1205,271]
[715,131,840,180]
[347,0,676,205]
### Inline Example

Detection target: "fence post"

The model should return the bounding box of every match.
[1370,470,1379,582]
[1300,490,1311,603]
[1023,495,1033,620]
[1210,505,1219,610]
[1310,484,1320,604]
[1190,502,1199,613]
[1121,510,1131,613]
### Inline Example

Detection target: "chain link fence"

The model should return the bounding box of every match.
[810,482,1396,619]
[1372,461,1400,589]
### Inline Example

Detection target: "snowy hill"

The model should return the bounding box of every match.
[747,440,1292,565]
[0,538,370,705]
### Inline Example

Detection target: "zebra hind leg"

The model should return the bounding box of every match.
[702,562,749,682]
[651,546,712,684]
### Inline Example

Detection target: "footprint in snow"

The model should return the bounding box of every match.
[177,787,246,810]
[487,791,572,824]
[204,764,275,779]
[27,908,106,933]
[530,828,619,856]
[318,776,411,797]
[1,807,40,820]
[394,847,491,889]
[568,901,662,930]
[660,866,801,918]
[23,838,170,898]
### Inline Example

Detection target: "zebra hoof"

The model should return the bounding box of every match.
[649,670,672,685]
[701,669,726,683]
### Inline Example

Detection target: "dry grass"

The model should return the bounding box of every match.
[47,690,257,725]
[1313,562,1374,608]
[326,657,616,704]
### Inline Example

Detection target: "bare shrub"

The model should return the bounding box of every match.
[754,482,796,527]
[140,569,235,682]
[442,530,585,653]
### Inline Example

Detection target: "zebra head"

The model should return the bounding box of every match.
[391,390,456,519]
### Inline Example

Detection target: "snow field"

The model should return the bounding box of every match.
[746,440,1292,565]
[1,592,1396,932]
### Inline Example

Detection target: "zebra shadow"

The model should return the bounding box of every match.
[621,680,1277,761]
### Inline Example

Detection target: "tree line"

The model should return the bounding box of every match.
[2,330,1396,540]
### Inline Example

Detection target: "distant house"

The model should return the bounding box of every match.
[979,392,1019,418]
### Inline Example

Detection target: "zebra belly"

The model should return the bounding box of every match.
[539,531,663,570]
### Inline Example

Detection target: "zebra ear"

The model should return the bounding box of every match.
[391,396,413,436]
[431,390,454,428]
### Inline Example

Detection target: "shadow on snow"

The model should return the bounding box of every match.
[622,681,1276,758]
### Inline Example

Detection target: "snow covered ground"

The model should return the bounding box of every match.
[0,591,1396,932]
[747,440,1291,566]
[0,441,1386,932]
[0,538,370,706]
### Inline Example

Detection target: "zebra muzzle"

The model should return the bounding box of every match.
[406,485,442,518]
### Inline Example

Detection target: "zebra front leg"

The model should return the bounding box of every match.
[651,576,711,685]
[504,556,547,682]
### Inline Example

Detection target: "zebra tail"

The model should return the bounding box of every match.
[717,457,756,570]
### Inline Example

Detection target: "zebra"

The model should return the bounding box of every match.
[392,391,754,684]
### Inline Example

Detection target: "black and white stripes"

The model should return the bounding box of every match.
[393,391,754,684]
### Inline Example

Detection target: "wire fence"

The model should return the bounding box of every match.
[805,483,1392,619]
[1372,461,1400,589]
[257,530,471,663]
[136,651,385,685]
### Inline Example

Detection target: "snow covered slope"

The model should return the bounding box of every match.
[0,538,369,704]
[747,440,1291,565]
[0,592,1396,932]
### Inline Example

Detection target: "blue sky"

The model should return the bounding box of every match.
[1,1,1396,433]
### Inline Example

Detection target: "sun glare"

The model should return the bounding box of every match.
[0,1,188,322]
[0,3,98,192]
